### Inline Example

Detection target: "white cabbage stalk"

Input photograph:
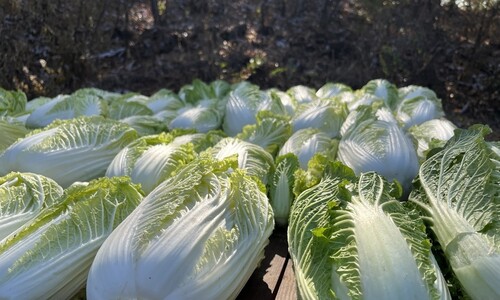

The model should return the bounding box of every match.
[338,106,419,193]
[87,157,274,300]
[0,116,138,188]
[409,125,500,300]
[168,100,223,133]
[269,153,300,226]
[288,167,451,299]
[315,82,352,99]
[292,99,348,138]
[236,110,292,156]
[0,118,29,153]
[279,128,337,169]
[0,172,63,240]
[206,137,275,185]
[361,79,399,110]
[408,118,457,161]
[223,82,285,136]
[0,176,143,299]
[26,94,107,128]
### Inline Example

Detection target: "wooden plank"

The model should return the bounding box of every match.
[275,256,297,300]
[237,227,290,299]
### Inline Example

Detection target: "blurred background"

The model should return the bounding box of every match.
[1,0,498,138]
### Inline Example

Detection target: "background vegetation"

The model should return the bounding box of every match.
[1,0,498,138]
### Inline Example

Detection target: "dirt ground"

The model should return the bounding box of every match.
[1,0,499,139]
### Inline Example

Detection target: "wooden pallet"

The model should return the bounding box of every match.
[237,227,297,300]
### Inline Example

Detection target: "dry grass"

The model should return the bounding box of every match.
[1,0,498,138]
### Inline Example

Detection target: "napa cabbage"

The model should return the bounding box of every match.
[0,118,29,153]
[105,131,218,194]
[236,110,292,156]
[0,88,26,117]
[287,85,318,104]
[408,118,457,161]
[168,100,224,133]
[205,137,275,185]
[223,82,286,136]
[87,155,274,300]
[288,163,451,299]
[279,128,338,170]
[338,105,419,194]
[25,93,108,128]
[0,116,138,188]
[395,85,444,129]
[316,82,352,99]
[0,176,143,299]
[409,125,500,300]
[291,99,348,138]
[361,79,399,110]
[268,153,300,226]
[0,172,63,240]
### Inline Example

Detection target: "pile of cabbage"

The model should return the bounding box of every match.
[0,79,497,300]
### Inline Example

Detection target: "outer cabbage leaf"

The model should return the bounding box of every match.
[0,116,139,188]
[287,85,318,104]
[395,86,444,129]
[267,88,297,116]
[361,79,399,110]
[279,128,338,170]
[0,88,27,117]
[168,100,223,133]
[398,85,439,103]
[236,110,292,156]
[292,99,348,138]
[0,118,29,153]
[338,106,419,194]
[87,156,274,300]
[288,166,450,299]
[408,118,457,162]
[268,153,300,226]
[119,114,169,136]
[170,130,227,153]
[0,176,143,299]
[223,82,285,136]
[105,131,201,193]
[205,137,275,185]
[409,125,500,300]
[178,79,230,104]
[108,93,154,119]
[346,92,385,112]
[0,172,63,240]
[25,93,108,128]
[316,82,352,99]
[71,87,121,103]
[147,88,185,113]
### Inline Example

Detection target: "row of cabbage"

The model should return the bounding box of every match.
[0,79,498,299]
